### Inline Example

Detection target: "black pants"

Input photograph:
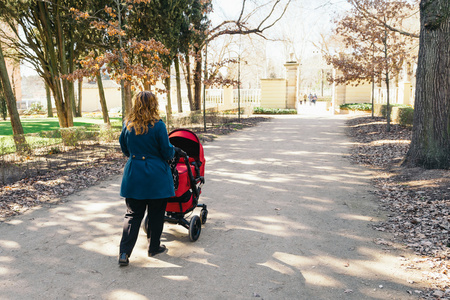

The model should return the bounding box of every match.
[119,198,168,255]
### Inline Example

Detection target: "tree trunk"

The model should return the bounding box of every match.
[0,43,30,153]
[56,7,73,127]
[0,80,7,120]
[96,73,110,125]
[184,54,195,111]
[174,56,183,113]
[77,79,82,117]
[124,80,133,116]
[193,51,202,111]
[45,83,53,117]
[384,28,391,132]
[68,39,77,117]
[120,79,126,119]
[164,75,173,116]
[404,0,450,169]
[143,81,151,91]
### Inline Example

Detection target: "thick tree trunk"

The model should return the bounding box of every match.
[0,44,30,153]
[56,8,73,127]
[96,73,110,125]
[404,0,450,169]
[45,83,53,117]
[174,56,183,113]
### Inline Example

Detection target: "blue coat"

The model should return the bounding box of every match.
[119,120,175,200]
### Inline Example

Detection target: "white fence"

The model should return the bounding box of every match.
[160,88,261,112]
[233,89,261,107]
[374,86,415,106]
[374,87,400,104]
[205,89,224,107]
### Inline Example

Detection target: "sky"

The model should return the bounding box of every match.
[211,0,350,61]
[20,0,351,78]
[208,0,351,84]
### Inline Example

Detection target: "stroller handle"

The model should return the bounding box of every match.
[174,147,187,158]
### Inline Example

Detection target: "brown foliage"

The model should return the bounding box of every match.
[325,0,419,85]
[69,4,169,92]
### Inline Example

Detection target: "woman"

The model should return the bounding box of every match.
[118,91,175,266]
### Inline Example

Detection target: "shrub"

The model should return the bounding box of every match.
[339,103,372,111]
[60,127,89,147]
[398,107,414,126]
[99,124,119,142]
[253,107,297,114]
[23,102,44,115]
[0,136,15,155]
[380,103,410,118]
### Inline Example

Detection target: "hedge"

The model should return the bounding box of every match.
[339,103,372,111]
[376,104,414,126]
[253,107,297,114]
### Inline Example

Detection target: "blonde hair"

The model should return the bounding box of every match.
[125,91,160,135]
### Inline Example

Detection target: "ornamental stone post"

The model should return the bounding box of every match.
[284,60,299,109]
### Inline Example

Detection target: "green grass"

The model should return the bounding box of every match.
[0,117,123,155]
[0,117,122,136]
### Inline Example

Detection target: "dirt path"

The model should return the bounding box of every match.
[0,115,425,300]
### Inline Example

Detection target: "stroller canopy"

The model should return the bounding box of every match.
[169,129,204,162]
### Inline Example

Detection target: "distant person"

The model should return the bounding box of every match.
[303,94,307,104]
[312,94,317,105]
[118,91,175,266]
[308,93,313,105]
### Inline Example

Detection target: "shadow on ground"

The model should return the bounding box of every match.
[0,115,424,300]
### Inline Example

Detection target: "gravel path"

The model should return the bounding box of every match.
[0,115,425,299]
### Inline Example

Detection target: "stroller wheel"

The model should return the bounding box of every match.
[200,209,208,224]
[189,215,201,242]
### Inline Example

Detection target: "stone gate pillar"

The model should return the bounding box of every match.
[284,61,299,109]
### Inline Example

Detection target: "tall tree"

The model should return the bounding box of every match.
[404,0,450,169]
[341,0,450,169]
[0,0,89,127]
[130,0,190,115]
[71,0,169,118]
[0,41,30,153]
[324,0,418,130]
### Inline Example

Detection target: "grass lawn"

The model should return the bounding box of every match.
[0,117,122,136]
[0,117,122,155]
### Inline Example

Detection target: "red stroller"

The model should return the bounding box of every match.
[143,129,207,241]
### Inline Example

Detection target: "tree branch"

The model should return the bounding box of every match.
[350,0,420,38]
[207,0,291,42]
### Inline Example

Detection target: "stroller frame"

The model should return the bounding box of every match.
[164,150,207,241]
[143,129,208,242]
